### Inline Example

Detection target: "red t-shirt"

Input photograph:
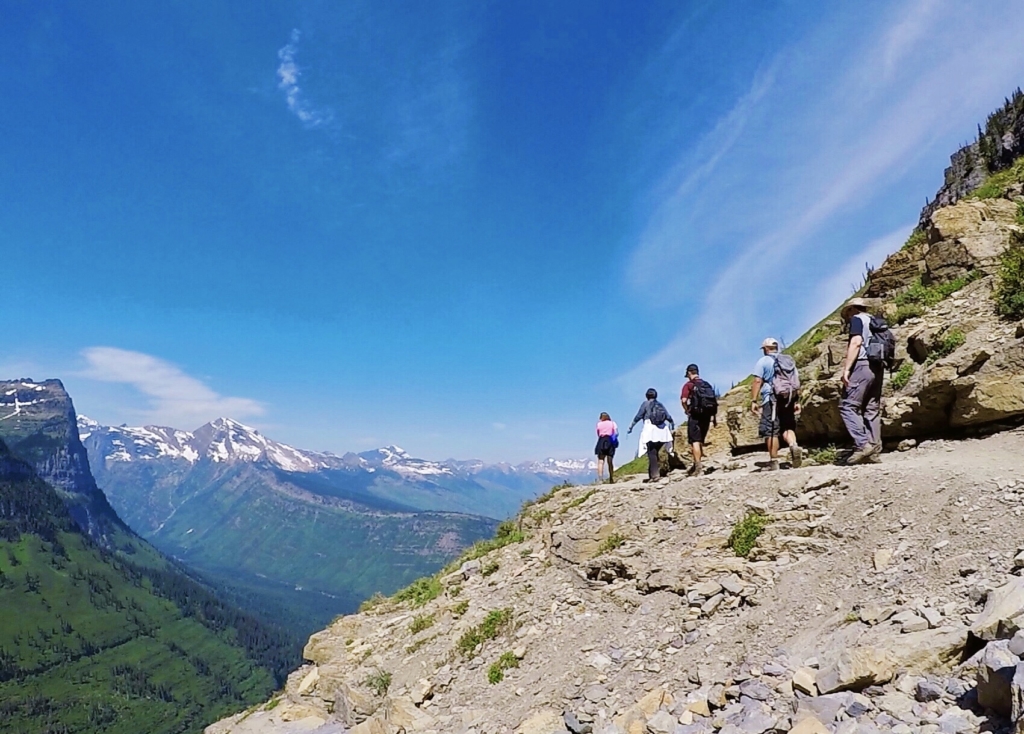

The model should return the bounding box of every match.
[680,378,697,405]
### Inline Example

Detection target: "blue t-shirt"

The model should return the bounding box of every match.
[754,355,776,404]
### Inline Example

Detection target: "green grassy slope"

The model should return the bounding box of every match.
[0,441,300,734]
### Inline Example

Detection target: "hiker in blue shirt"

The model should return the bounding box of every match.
[749,338,803,472]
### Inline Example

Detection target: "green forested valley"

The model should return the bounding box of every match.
[0,440,302,734]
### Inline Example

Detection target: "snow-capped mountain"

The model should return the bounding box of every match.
[79,415,595,486]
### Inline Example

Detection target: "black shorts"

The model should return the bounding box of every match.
[595,435,616,458]
[758,400,797,438]
[687,415,712,444]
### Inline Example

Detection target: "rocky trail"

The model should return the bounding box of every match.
[209,427,1024,734]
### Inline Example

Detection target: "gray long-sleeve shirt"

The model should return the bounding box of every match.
[629,399,674,431]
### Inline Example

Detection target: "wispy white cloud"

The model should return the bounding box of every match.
[79,347,264,428]
[277,29,331,127]
[622,0,1024,392]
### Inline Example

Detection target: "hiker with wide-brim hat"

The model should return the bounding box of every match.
[840,297,883,464]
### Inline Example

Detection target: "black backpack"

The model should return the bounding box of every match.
[689,379,718,418]
[865,315,896,370]
[648,401,669,426]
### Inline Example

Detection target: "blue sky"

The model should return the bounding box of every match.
[2,0,1023,462]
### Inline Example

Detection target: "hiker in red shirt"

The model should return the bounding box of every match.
[680,364,718,477]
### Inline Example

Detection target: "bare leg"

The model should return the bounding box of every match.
[782,430,797,449]
[766,436,779,460]
[596,457,605,482]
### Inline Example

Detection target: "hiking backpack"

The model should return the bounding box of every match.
[648,401,669,426]
[771,354,801,404]
[689,379,719,418]
[865,315,897,371]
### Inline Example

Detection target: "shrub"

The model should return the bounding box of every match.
[928,329,966,363]
[487,651,520,684]
[448,521,526,570]
[393,576,442,608]
[365,669,392,697]
[408,614,435,634]
[451,599,469,617]
[593,532,627,557]
[995,242,1024,320]
[456,608,514,657]
[482,560,499,577]
[728,512,770,558]
[893,273,978,323]
[358,592,387,614]
[807,445,839,466]
[889,362,915,391]
[902,228,927,250]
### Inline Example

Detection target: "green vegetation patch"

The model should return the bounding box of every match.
[408,614,435,635]
[902,228,928,250]
[481,560,499,577]
[447,521,525,569]
[728,511,770,558]
[970,155,1024,200]
[456,608,514,657]
[995,202,1024,320]
[928,329,966,363]
[593,532,628,557]
[359,592,388,614]
[560,489,598,514]
[807,445,839,466]
[890,362,915,391]
[614,455,647,477]
[451,600,470,617]
[893,273,978,324]
[365,669,392,697]
[393,576,443,608]
[487,651,520,684]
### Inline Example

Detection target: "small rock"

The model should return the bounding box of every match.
[563,711,592,734]
[920,608,943,628]
[789,719,829,734]
[914,680,943,703]
[936,710,973,734]
[1009,631,1024,657]
[897,439,917,452]
[873,549,893,572]
[584,685,611,703]
[976,640,1017,716]
[792,668,818,696]
[646,710,676,734]
[738,679,772,702]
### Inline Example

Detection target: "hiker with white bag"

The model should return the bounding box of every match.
[749,338,803,471]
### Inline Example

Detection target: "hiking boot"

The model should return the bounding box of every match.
[847,443,876,465]
[768,459,780,472]
[692,461,703,477]
[790,445,803,469]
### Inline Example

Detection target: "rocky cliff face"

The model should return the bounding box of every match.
[0,379,128,545]
[919,89,1024,226]
[717,162,1024,454]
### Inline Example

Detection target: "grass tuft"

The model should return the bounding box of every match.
[359,592,388,614]
[614,455,647,477]
[970,156,1024,200]
[889,362,915,391]
[456,608,514,657]
[487,651,520,684]
[408,614,435,635]
[593,532,627,557]
[559,489,598,514]
[393,576,443,608]
[451,600,469,617]
[928,329,966,363]
[365,669,392,697]
[807,445,839,466]
[728,511,770,558]
[893,273,978,324]
[481,560,499,577]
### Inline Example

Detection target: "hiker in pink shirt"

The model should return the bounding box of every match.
[595,413,618,484]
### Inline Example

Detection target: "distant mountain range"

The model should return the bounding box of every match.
[78,416,594,633]
[78,415,595,519]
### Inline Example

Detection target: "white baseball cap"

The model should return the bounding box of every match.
[761,337,779,349]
